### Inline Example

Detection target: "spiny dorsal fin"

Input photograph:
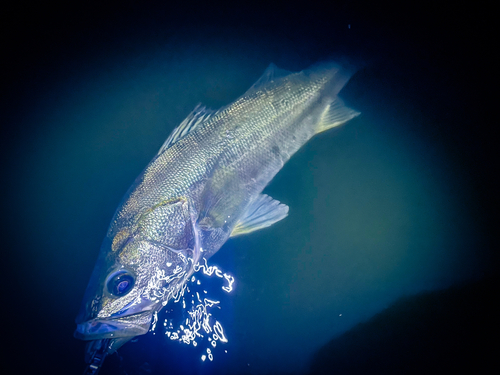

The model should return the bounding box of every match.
[158,104,216,155]
[230,194,289,237]
[316,97,360,134]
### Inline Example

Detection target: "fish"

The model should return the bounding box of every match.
[74,62,360,373]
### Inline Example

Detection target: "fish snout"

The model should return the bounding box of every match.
[74,312,151,341]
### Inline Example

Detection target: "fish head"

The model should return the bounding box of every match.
[75,197,199,352]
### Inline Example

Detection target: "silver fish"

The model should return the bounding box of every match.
[75,62,359,372]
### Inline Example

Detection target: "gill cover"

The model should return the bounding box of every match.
[76,197,197,330]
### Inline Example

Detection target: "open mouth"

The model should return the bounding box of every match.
[74,310,152,341]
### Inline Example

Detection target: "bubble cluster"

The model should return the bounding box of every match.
[151,257,234,362]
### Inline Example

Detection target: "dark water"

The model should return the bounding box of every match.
[2,2,496,374]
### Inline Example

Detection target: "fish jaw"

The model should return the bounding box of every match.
[76,315,151,373]
[74,310,152,341]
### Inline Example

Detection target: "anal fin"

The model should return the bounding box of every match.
[316,97,360,133]
[230,194,289,237]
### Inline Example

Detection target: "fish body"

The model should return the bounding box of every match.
[75,62,359,364]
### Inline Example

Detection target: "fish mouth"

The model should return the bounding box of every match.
[76,313,152,372]
[74,310,152,341]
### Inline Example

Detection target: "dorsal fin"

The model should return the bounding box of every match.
[157,104,215,155]
[246,63,292,93]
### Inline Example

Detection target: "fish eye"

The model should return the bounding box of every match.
[106,270,135,297]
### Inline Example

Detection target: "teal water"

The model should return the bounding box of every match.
[3,3,494,374]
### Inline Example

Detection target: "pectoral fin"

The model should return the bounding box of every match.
[230,194,289,237]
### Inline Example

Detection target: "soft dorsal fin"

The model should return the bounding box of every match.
[157,104,216,155]
[230,194,289,237]
[247,63,292,93]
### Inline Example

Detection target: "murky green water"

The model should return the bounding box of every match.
[3,7,494,375]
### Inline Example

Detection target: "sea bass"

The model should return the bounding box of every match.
[75,62,359,373]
